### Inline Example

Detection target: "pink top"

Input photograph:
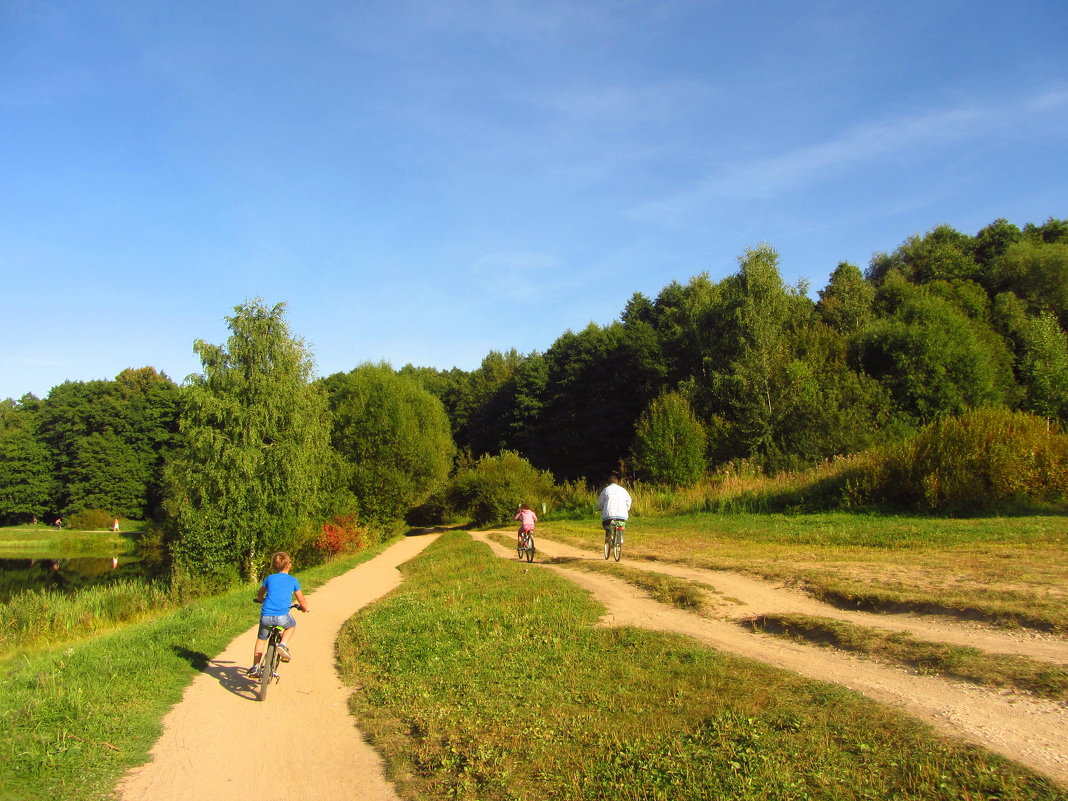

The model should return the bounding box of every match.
[514,508,538,531]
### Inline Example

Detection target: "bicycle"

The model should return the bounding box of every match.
[251,602,300,702]
[603,518,624,561]
[517,530,535,562]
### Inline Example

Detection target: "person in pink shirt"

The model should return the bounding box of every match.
[514,503,538,550]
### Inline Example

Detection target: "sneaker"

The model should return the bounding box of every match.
[247,665,261,679]
[277,642,291,662]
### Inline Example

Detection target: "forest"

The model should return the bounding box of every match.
[1,216,1066,578]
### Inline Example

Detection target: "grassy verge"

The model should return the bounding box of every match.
[0,539,395,801]
[336,532,1063,800]
[537,513,1068,633]
[747,613,1068,703]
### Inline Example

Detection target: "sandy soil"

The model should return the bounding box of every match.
[115,533,439,801]
[114,528,1067,800]
[473,531,1068,789]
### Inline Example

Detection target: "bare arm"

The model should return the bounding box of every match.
[295,589,309,613]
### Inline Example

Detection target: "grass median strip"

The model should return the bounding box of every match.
[337,531,1062,801]
[488,530,713,613]
[746,613,1068,703]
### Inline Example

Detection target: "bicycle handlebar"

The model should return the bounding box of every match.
[252,599,307,612]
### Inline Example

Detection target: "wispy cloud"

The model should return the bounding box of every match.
[631,88,1068,223]
[468,251,564,301]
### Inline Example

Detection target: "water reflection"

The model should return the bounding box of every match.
[0,555,145,602]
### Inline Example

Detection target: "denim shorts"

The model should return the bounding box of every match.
[258,613,296,640]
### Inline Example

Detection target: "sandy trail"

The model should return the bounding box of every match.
[474,531,1068,788]
[116,533,439,801]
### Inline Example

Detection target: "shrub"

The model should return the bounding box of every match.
[313,514,368,556]
[631,391,708,487]
[67,509,114,531]
[449,451,556,526]
[847,409,1068,513]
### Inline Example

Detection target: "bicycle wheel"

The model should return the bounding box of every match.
[258,642,275,701]
[604,530,611,560]
[517,538,524,560]
[525,535,535,562]
[612,526,622,562]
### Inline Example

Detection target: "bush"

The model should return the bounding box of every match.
[847,409,1068,513]
[67,509,115,531]
[313,514,368,556]
[449,451,556,526]
[631,391,708,487]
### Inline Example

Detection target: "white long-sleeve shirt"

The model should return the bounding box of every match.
[597,482,632,520]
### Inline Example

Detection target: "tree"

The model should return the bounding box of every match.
[321,364,455,526]
[992,239,1068,328]
[0,398,55,523]
[166,300,333,581]
[1017,312,1068,421]
[818,262,874,334]
[852,290,1008,424]
[701,244,816,463]
[34,369,179,518]
[631,392,707,486]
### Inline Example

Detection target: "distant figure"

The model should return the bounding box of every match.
[111,556,119,569]
[31,515,38,525]
[514,503,538,550]
[53,517,63,529]
[112,518,120,532]
[596,471,632,543]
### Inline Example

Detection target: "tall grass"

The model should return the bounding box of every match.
[1,579,180,656]
[336,532,1063,800]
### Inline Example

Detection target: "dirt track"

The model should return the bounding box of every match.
[473,531,1068,788]
[115,529,1068,799]
[116,533,440,801]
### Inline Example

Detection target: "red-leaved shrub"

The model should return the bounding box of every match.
[314,514,366,556]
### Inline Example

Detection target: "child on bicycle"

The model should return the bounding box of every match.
[514,503,538,549]
[248,551,309,678]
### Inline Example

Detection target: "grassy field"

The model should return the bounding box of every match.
[0,539,395,801]
[535,512,1068,632]
[337,532,1065,800]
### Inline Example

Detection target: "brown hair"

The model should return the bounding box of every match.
[519,503,532,511]
[271,552,293,572]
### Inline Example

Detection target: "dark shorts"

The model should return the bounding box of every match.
[257,613,296,640]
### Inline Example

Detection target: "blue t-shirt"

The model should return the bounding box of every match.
[261,572,301,616]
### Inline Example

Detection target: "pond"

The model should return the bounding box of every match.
[0,528,158,602]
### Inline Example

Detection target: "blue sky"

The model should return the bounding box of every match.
[2,0,1066,400]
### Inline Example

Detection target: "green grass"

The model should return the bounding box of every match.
[336,532,1064,800]
[488,531,713,613]
[0,539,395,801]
[748,613,1068,703]
[0,524,138,557]
[535,512,1068,633]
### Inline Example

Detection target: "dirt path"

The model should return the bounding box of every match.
[116,533,439,801]
[474,532,1068,788]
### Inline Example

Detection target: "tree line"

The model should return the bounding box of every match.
[1,217,1065,578]
[403,217,1068,481]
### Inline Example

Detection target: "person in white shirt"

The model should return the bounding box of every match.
[597,471,632,540]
